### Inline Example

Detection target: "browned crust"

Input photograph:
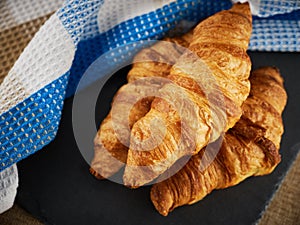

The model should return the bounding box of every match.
[89,167,104,180]
[124,2,252,187]
[150,66,287,216]
[90,32,193,179]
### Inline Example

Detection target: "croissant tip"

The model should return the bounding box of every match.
[123,173,136,187]
[232,1,250,9]
[150,184,173,216]
[123,174,142,188]
[230,2,252,22]
[89,167,105,180]
[124,184,140,189]
[123,163,158,187]
[253,66,284,86]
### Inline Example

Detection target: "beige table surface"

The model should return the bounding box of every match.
[0,11,299,225]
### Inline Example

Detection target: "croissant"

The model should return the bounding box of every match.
[124,3,252,187]
[150,67,288,216]
[90,33,193,179]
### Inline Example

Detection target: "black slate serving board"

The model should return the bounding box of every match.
[17,52,300,225]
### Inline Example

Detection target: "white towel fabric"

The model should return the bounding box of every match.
[0,0,64,214]
[0,164,18,214]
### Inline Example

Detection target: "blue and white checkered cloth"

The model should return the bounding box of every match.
[0,0,299,173]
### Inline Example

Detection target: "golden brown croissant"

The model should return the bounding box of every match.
[124,3,252,187]
[90,33,193,179]
[150,67,287,216]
